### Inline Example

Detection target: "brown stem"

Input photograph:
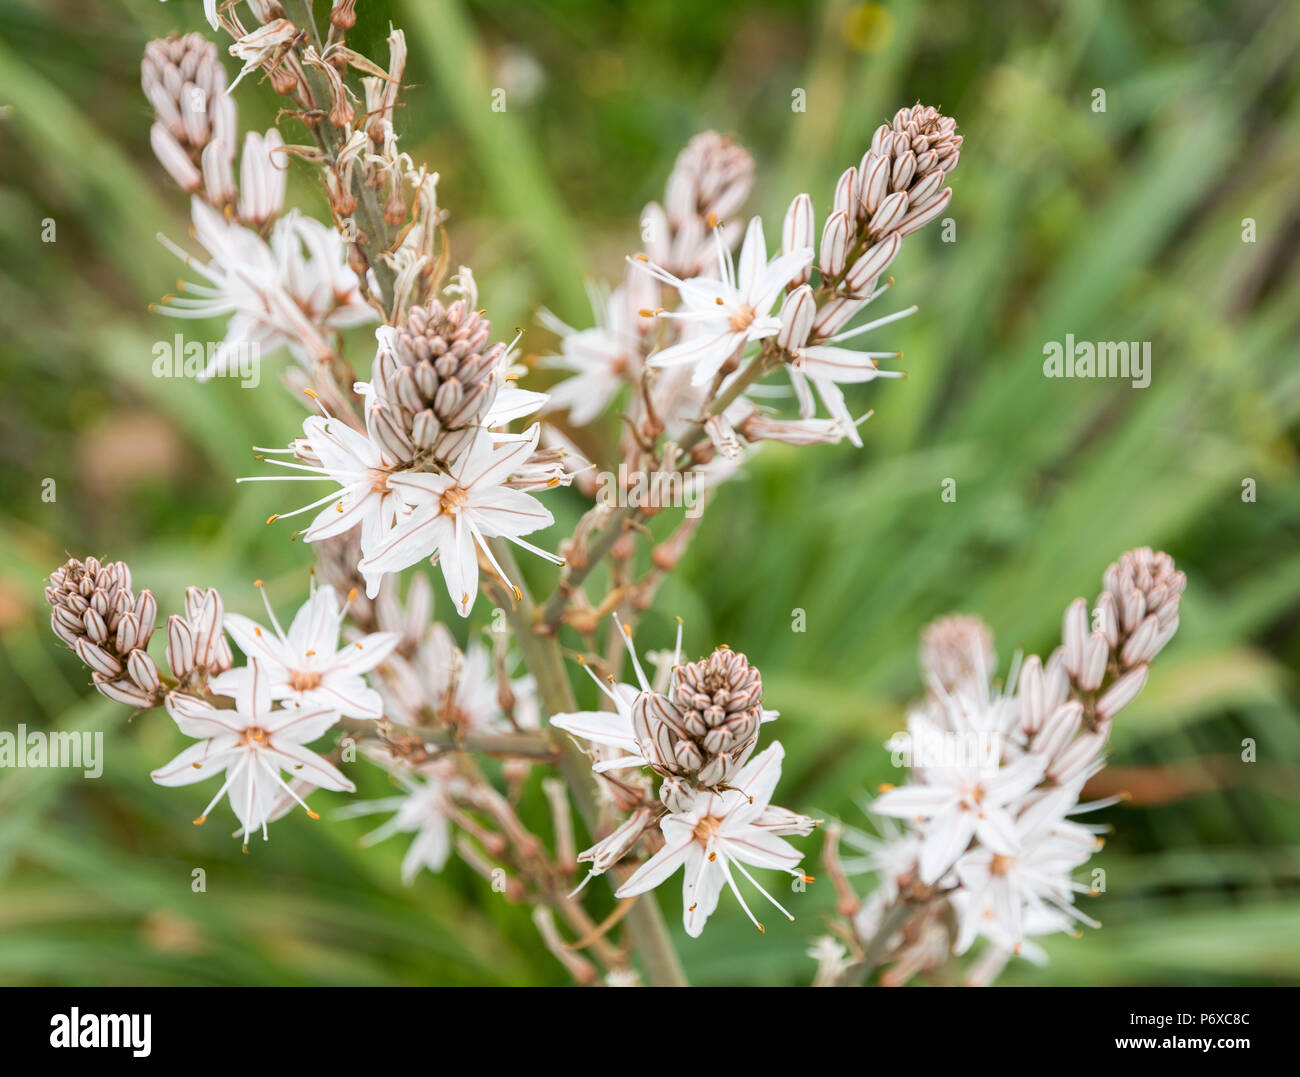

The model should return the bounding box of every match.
[833,896,920,987]
[282,0,397,309]
[539,345,781,629]
[486,541,688,986]
[335,715,556,760]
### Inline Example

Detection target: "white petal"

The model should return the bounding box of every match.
[223,613,291,670]
[871,782,957,819]
[735,216,767,295]
[150,735,241,786]
[716,827,802,872]
[918,810,977,885]
[267,741,355,793]
[328,631,401,676]
[165,692,248,740]
[286,585,342,655]
[468,486,554,540]
[681,845,724,938]
[549,709,638,752]
[614,834,692,897]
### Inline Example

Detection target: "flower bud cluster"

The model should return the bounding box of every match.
[47,557,162,708]
[632,646,764,788]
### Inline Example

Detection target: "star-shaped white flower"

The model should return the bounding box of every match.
[950,791,1101,955]
[615,743,807,937]
[150,659,354,845]
[550,614,661,772]
[156,200,373,378]
[870,751,1046,886]
[357,425,563,613]
[240,385,412,556]
[219,583,399,719]
[635,216,812,387]
[336,758,463,885]
[537,283,639,426]
[783,289,916,447]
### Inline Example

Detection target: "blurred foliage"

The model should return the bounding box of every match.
[0,0,1298,986]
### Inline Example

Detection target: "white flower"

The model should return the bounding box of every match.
[537,283,639,425]
[634,217,812,387]
[549,614,659,773]
[150,660,353,845]
[336,761,462,884]
[870,752,1046,886]
[218,583,399,719]
[357,425,563,613]
[950,792,1101,955]
[156,200,373,378]
[422,623,536,730]
[239,386,411,561]
[789,303,916,384]
[808,935,851,986]
[839,815,924,904]
[785,293,916,447]
[615,743,807,937]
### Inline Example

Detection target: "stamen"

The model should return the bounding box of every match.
[613,612,650,692]
[255,578,288,641]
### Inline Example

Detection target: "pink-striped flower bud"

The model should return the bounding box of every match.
[776,285,816,352]
[844,234,901,294]
[818,210,850,277]
[1096,665,1149,720]
[867,191,910,238]
[895,186,952,238]
[781,193,814,286]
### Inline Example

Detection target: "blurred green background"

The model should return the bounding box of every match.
[1,0,1298,985]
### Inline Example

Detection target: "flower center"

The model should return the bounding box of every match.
[990,854,1014,876]
[439,485,470,515]
[692,816,721,845]
[369,468,391,493]
[728,304,756,333]
[238,727,270,747]
[289,669,323,692]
